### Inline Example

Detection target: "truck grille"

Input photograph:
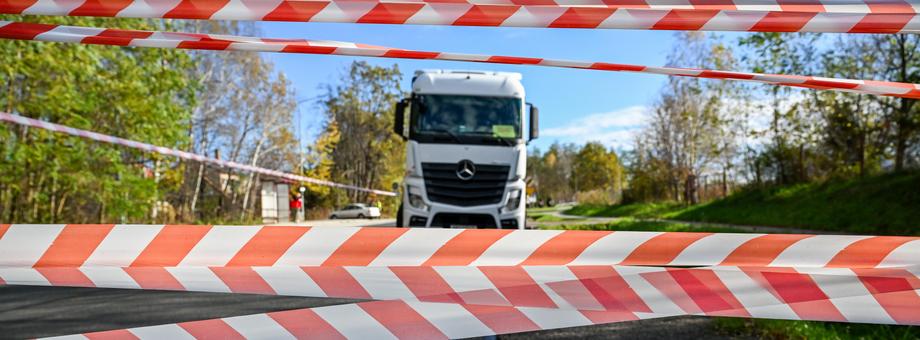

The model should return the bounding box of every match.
[431,213,498,228]
[422,162,510,207]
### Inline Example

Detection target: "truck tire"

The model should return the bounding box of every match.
[396,204,404,227]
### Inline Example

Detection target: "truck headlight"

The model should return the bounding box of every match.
[504,189,522,211]
[407,185,429,211]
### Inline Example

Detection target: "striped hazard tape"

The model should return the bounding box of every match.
[71,281,920,340]
[2,22,919,100]
[0,113,396,196]
[3,265,918,323]
[1,225,918,338]
[2,0,919,33]
[36,266,920,339]
[0,225,916,268]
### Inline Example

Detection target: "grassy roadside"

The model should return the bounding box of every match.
[564,202,684,219]
[564,172,920,235]
[540,217,746,233]
[715,318,919,340]
[526,205,587,223]
[528,213,584,223]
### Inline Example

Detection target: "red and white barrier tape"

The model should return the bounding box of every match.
[4,264,917,323]
[48,268,920,339]
[1,225,916,268]
[2,22,919,100]
[1,224,917,337]
[0,113,396,196]
[7,0,920,15]
[2,0,919,33]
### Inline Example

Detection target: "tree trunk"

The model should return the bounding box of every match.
[240,142,264,221]
[56,193,68,221]
[894,37,910,172]
[684,173,698,205]
[152,159,161,221]
[894,126,908,172]
[894,98,911,172]
[50,173,57,223]
[798,143,806,182]
[190,162,205,218]
[858,130,866,177]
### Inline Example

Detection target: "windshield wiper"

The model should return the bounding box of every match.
[428,129,463,144]
[492,135,514,147]
[469,131,515,147]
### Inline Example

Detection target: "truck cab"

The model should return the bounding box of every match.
[393,70,538,229]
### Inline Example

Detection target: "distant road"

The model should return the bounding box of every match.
[270,218,395,228]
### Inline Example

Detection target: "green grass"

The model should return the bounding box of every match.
[672,172,920,235]
[527,206,585,223]
[527,213,583,223]
[539,217,749,233]
[715,318,918,340]
[564,202,684,219]
[527,206,566,214]
[565,172,920,235]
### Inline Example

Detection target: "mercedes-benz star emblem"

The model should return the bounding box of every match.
[456,160,476,181]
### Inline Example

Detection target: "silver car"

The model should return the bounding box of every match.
[330,203,381,219]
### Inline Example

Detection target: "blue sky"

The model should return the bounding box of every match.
[257,22,679,151]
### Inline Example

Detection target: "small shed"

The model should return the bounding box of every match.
[261,181,290,223]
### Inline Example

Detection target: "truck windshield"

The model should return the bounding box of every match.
[411,94,522,145]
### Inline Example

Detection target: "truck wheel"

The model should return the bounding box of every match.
[396,204,404,227]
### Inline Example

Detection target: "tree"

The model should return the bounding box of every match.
[813,36,887,178]
[0,18,301,223]
[739,33,920,180]
[867,35,920,171]
[635,32,741,204]
[528,142,578,203]
[176,22,299,222]
[739,32,822,184]
[571,142,623,195]
[0,16,197,223]
[310,61,406,213]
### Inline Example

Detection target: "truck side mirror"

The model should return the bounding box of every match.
[393,99,408,140]
[528,103,539,142]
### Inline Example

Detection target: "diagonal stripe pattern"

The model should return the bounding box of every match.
[2,0,920,33]
[1,21,919,100]
[38,266,920,339]
[0,225,916,269]
[3,265,918,321]
[1,225,917,338]
[0,112,396,196]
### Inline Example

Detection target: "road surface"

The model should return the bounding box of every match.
[0,286,748,339]
[270,217,395,228]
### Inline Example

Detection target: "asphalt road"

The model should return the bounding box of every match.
[271,217,395,228]
[0,285,753,339]
[0,286,363,339]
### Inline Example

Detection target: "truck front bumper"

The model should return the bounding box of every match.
[402,176,525,229]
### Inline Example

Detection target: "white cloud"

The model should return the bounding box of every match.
[542,105,648,149]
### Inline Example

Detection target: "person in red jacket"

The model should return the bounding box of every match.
[290,193,303,222]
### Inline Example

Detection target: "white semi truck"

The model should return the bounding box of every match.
[393,70,538,229]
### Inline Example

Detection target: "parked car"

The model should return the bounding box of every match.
[329,203,381,219]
